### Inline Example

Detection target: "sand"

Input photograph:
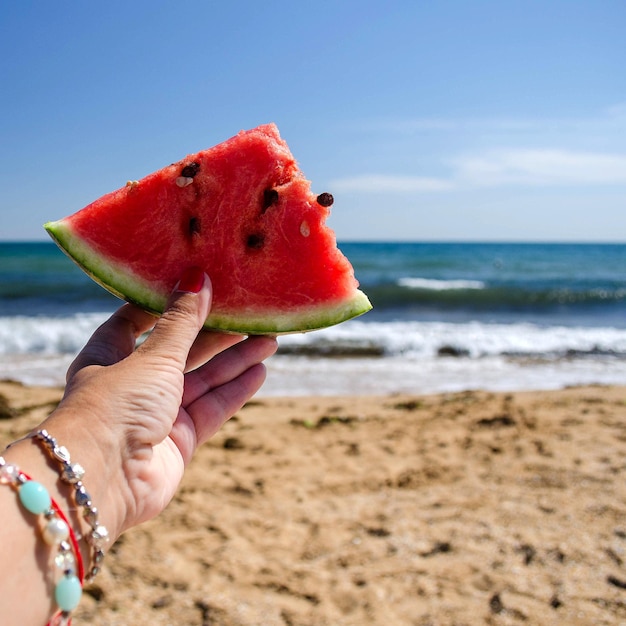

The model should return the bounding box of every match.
[1,380,626,625]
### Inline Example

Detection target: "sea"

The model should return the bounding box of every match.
[1,241,626,396]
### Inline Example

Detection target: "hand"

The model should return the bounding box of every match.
[40,268,277,539]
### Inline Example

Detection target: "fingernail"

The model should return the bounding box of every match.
[176,266,205,293]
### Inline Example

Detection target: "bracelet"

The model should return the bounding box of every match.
[32,430,109,581]
[0,455,83,626]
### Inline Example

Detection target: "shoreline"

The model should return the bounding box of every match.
[1,381,626,625]
[4,349,626,397]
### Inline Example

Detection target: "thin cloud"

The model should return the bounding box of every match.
[353,105,626,136]
[454,149,626,187]
[331,148,626,194]
[330,174,454,193]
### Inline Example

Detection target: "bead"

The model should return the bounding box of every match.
[75,485,91,506]
[37,429,54,444]
[54,574,82,612]
[0,462,20,485]
[83,505,98,526]
[42,517,70,545]
[91,525,109,548]
[55,549,76,571]
[53,445,71,464]
[62,462,85,484]
[18,480,51,514]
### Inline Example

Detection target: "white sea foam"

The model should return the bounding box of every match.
[0,313,109,356]
[2,314,626,393]
[397,277,486,290]
[277,319,626,359]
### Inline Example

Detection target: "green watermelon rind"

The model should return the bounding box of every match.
[44,220,372,335]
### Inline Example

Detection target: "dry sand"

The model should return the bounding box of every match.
[1,380,626,625]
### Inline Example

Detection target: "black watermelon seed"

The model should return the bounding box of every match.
[181,162,200,178]
[316,192,334,207]
[246,233,264,249]
[188,217,201,236]
[262,188,279,213]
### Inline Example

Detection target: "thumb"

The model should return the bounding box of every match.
[137,267,212,368]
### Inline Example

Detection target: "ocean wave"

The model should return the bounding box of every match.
[365,281,626,314]
[2,314,626,362]
[277,319,626,360]
[2,314,626,391]
[397,277,486,290]
[0,313,109,356]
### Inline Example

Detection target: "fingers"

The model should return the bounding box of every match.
[182,335,278,406]
[174,362,269,458]
[66,304,157,382]
[185,331,244,373]
[135,268,212,370]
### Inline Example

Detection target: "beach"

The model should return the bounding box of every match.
[2,380,625,625]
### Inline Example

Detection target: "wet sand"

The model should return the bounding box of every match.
[1,380,625,625]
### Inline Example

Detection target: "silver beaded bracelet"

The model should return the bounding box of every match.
[32,429,109,581]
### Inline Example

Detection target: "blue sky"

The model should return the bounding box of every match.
[1,1,625,241]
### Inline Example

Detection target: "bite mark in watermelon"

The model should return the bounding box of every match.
[45,124,372,334]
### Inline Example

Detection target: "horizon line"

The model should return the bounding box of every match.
[2,238,625,246]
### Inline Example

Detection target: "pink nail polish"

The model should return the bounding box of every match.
[176,266,205,293]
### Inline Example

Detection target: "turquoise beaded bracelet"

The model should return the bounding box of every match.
[0,455,83,626]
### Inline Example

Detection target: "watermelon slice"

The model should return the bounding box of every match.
[45,124,371,334]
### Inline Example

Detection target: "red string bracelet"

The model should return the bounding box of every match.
[50,496,85,585]
[16,470,84,626]
[1,456,84,626]
[20,470,85,584]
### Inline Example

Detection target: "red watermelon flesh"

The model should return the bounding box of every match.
[45,124,371,334]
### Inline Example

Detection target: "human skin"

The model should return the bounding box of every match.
[0,270,277,625]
